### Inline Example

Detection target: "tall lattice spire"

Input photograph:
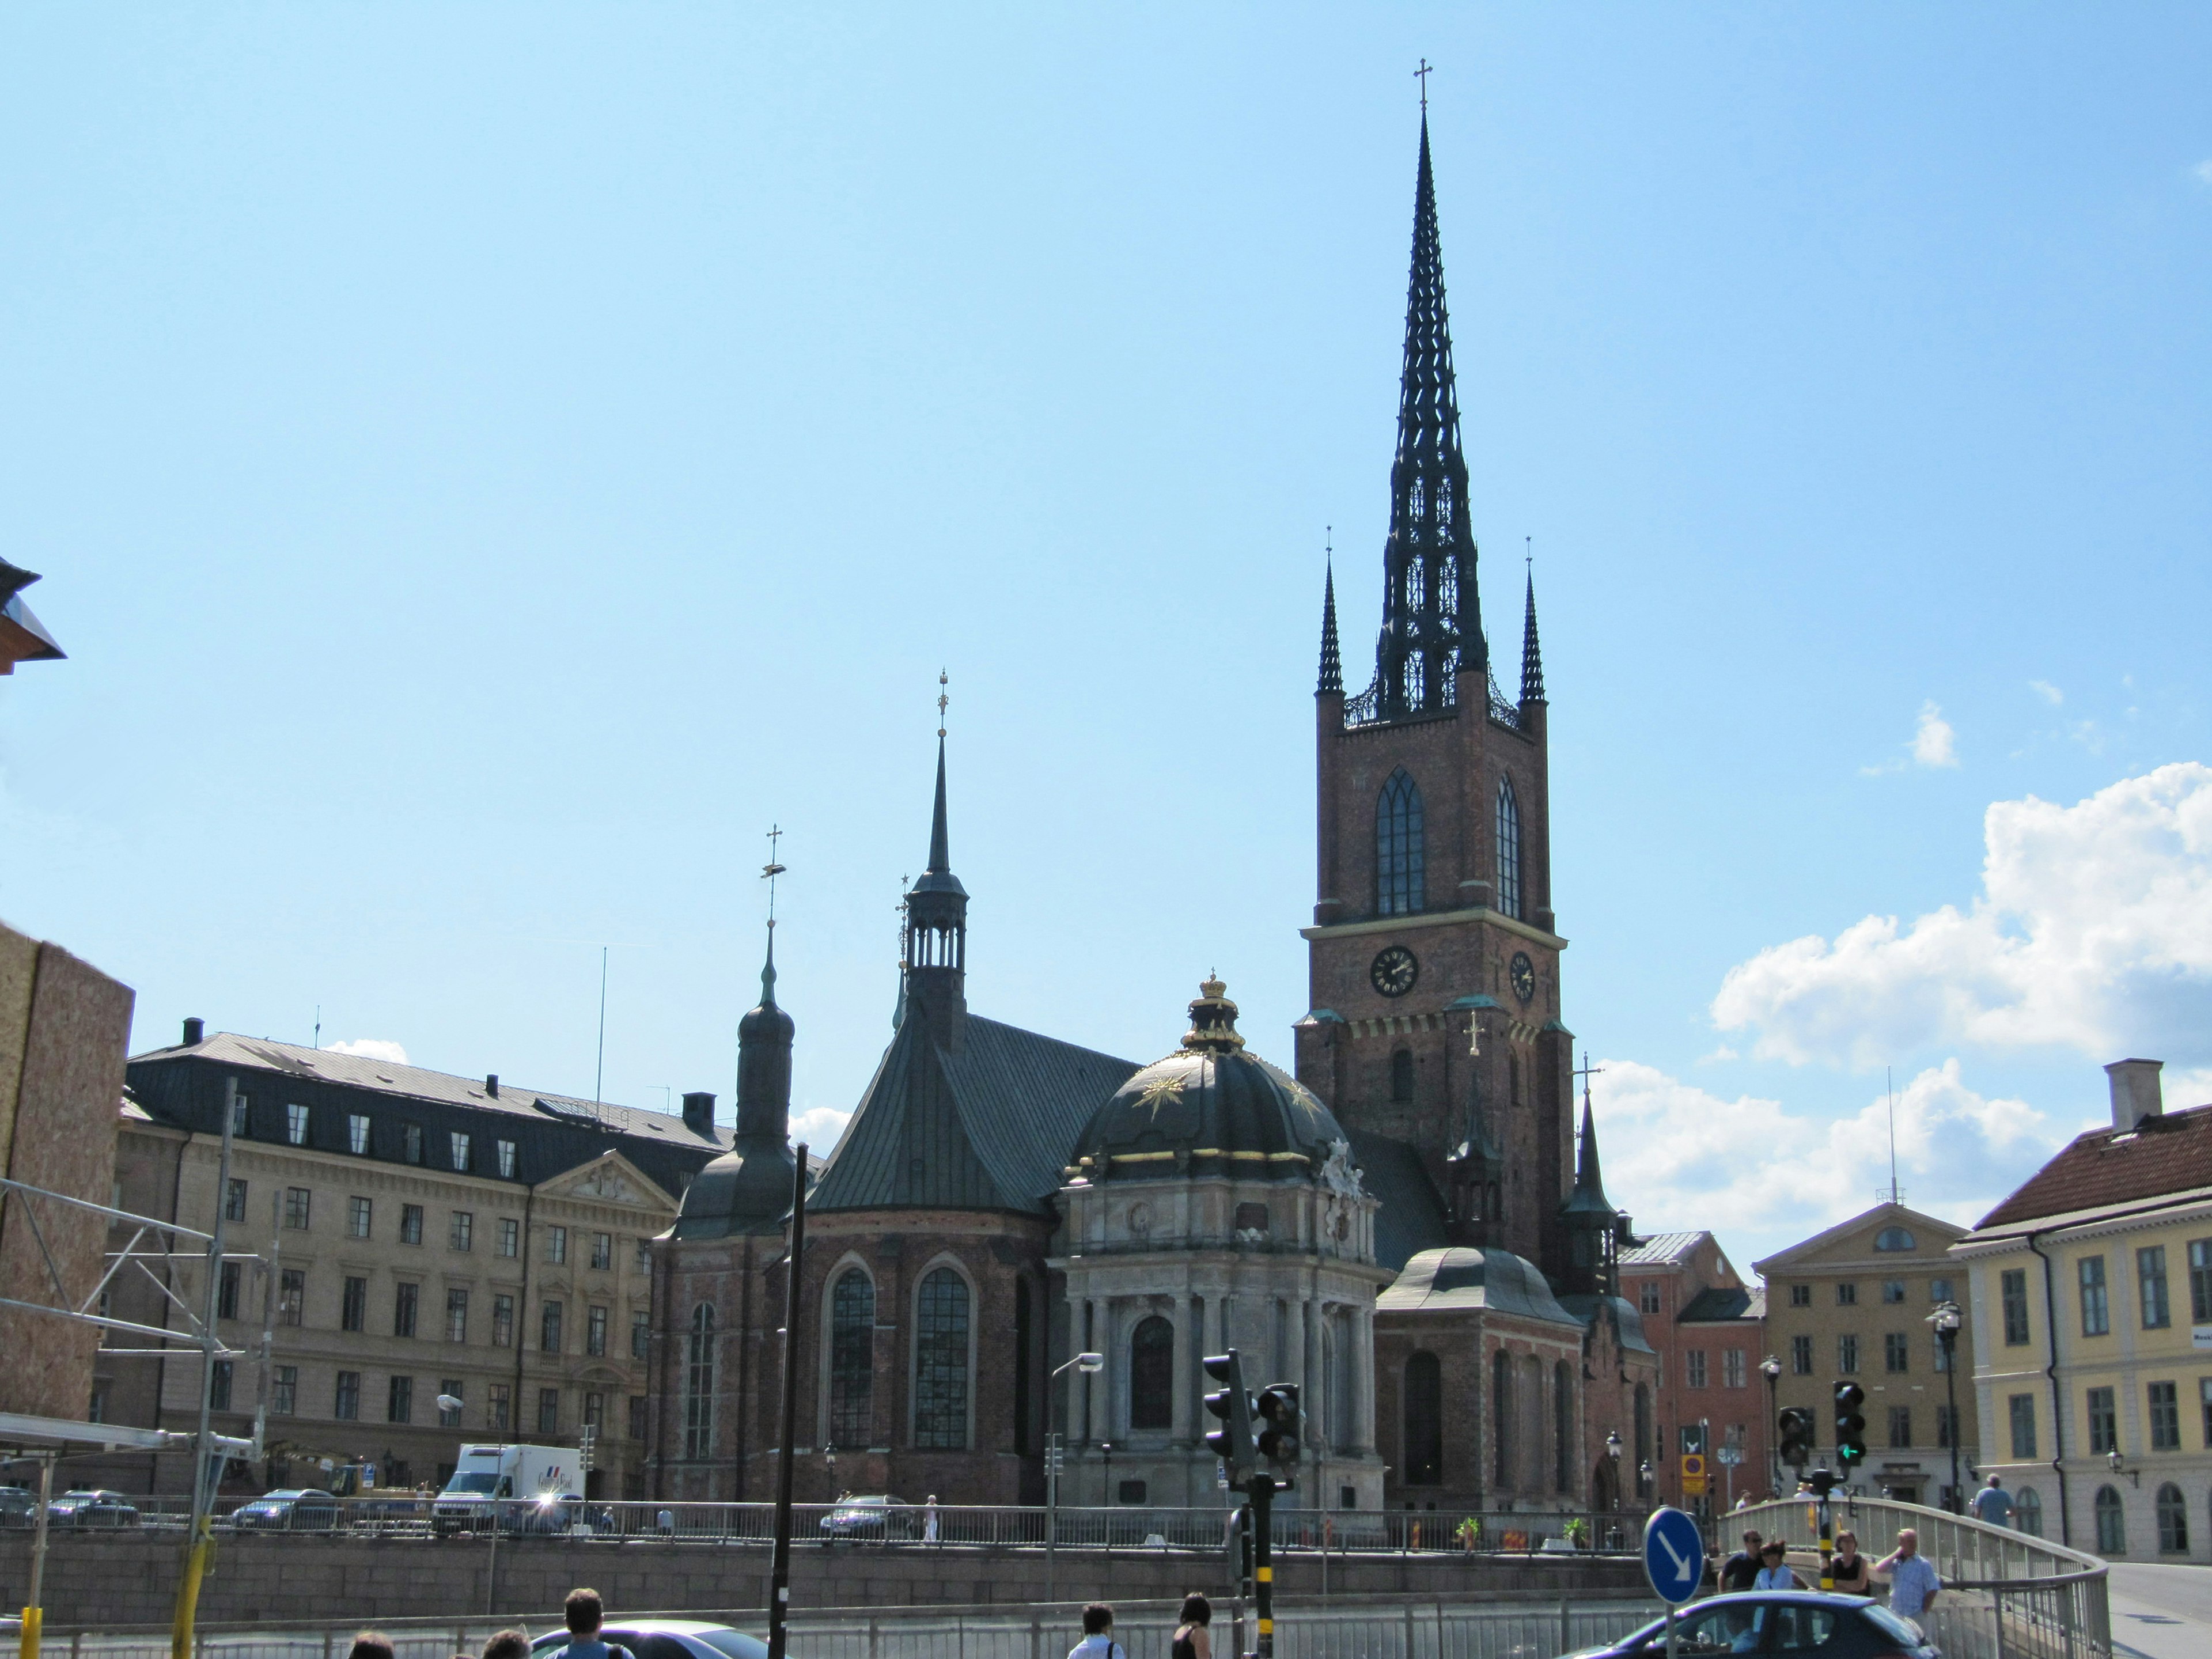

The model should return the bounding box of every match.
[1520,563,1546,705]
[1318,556,1343,695]
[1368,111,1483,721]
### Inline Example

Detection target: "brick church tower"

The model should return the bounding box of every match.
[1293,113,1576,1283]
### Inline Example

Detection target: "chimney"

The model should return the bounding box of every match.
[485,1074,499,1099]
[681,1091,717,1139]
[181,1017,204,1047]
[2106,1059,2164,1132]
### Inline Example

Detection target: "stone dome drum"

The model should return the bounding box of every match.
[1072,978,1351,1183]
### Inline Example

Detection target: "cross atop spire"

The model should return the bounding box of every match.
[1358,110,1483,723]
[1414,56,1433,113]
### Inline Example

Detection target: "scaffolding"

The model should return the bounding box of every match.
[1,1077,270,1659]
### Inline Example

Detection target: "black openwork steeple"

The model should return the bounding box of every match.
[1520,567,1546,706]
[1318,558,1343,695]
[1350,112,1483,726]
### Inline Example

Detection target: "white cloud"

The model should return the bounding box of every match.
[1911,702,1959,768]
[1593,1057,2057,1252]
[1714,763,2212,1067]
[2196,159,2212,186]
[325,1037,408,1063]
[791,1104,854,1154]
[2029,680,2063,706]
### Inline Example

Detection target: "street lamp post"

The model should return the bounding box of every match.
[1759,1355,1782,1499]
[1927,1302,1963,1512]
[1604,1431,1622,1544]
[1046,1351,1104,1607]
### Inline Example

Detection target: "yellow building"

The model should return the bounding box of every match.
[1953,1059,2212,1560]
[1754,1201,1979,1509]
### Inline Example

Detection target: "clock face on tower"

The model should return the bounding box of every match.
[1510,951,1536,1005]
[1370,945,1418,998]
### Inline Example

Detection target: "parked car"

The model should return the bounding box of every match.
[47,1490,139,1529]
[529,1620,767,1659]
[818,1494,913,1543]
[0,1486,36,1528]
[228,1488,341,1532]
[1561,1592,1938,1659]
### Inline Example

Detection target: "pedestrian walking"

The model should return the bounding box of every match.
[549,1589,633,1659]
[348,1636,395,1659]
[1718,1530,1764,1592]
[1752,1541,1801,1589]
[924,1494,941,1544]
[1874,1529,1942,1619]
[481,1634,530,1659]
[1171,1594,1212,1659]
[1828,1532,1872,1596]
[1968,1475,2013,1529]
[1067,1604,1124,1659]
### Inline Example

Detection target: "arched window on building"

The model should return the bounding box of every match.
[2157,1483,2188,1554]
[913,1267,971,1449]
[1130,1315,1174,1431]
[1376,769,1425,916]
[1874,1226,1918,1252]
[1495,779,1522,920]
[2095,1484,2127,1555]
[2015,1486,2043,1537]
[1492,1350,1513,1486]
[1391,1048,1416,1103]
[827,1267,873,1449]
[1404,1352,1443,1485]
[683,1304,715,1461]
[1553,1361,1574,1494]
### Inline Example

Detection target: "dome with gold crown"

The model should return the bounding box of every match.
[1070,977,1351,1184]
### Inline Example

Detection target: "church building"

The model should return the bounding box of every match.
[645,111,1656,1519]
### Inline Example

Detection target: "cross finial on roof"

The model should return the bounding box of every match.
[937,669,949,737]
[1573,1050,1605,1108]
[1415,57,1433,112]
[762,825,786,928]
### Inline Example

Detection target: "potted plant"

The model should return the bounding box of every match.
[1455,1516,1482,1551]
[1563,1517,1591,1550]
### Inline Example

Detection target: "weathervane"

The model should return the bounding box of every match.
[937,669,949,738]
[762,824,786,929]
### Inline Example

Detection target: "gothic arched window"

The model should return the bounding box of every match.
[1495,778,1523,920]
[827,1267,874,1449]
[1491,1349,1513,1485]
[1404,1351,1443,1486]
[1553,1361,1574,1493]
[912,1267,971,1449]
[683,1304,715,1460]
[2016,1484,2043,1537]
[1391,1048,1416,1103]
[1376,769,1425,916]
[1130,1315,1174,1431]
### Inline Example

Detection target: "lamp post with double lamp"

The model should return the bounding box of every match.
[1759,1355,1782,1498]
[1926,1302,1963,1512]
[1046,1351,1104,1607]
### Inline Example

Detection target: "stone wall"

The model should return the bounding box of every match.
[0,1532,1641,1630]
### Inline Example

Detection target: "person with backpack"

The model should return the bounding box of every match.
[1067,1604,1123,1659]
[551,1589,631,1659]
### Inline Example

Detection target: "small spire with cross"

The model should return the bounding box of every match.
[937,669,949,738]
[1415,57,1433,113]
[1573,1050,1605,1108]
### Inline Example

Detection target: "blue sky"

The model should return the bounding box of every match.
[3,6,2209,1272]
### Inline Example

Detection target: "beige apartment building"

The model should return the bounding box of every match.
[1755,1201,1980,1509]
[93,1027,723,1498]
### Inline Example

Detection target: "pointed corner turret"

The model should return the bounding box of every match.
[1520,567,1546,706]
[902,726,969,1051]
[1319,559,1343,696]
[1560,1056,1620,1296]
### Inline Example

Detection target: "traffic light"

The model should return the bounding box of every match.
[1777,1407,1813,1467]
[1833,1382,1867,1469]
[1255,1384,1301,1467]
[1203,1350,1256,1483]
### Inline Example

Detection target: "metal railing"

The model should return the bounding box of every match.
[12,1592,1660,1659]
[1729,1494,2111,1659]
[19,1495,1651,1556]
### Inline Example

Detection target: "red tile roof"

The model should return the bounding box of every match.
[1977,1101,2212,1229]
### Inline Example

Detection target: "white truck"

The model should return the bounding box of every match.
[431,1444,590,1536]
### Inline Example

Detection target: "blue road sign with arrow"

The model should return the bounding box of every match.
[1643,1506,1705,1605]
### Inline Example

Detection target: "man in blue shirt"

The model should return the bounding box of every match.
[551,1589,630,1659]
[1876,1529,1942,1619]
[1969,1475,2015,1528]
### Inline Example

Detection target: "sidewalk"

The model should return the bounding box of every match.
[2105,1563,2212,1659]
